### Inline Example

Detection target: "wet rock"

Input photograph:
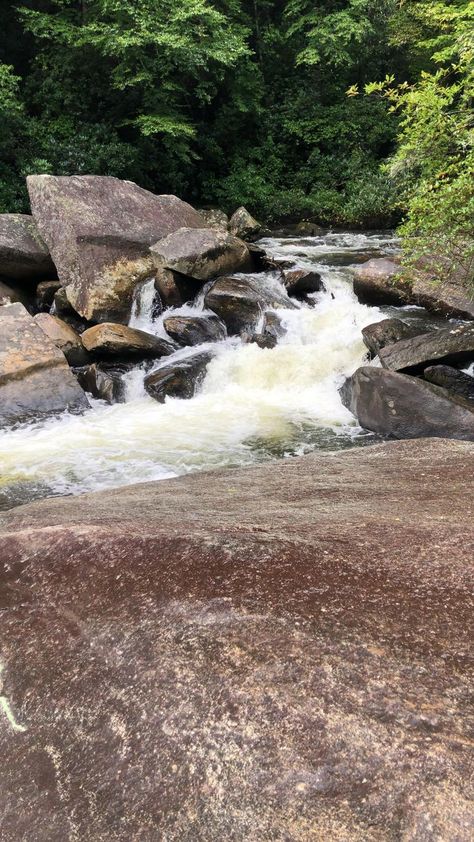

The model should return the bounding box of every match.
[362,318,422,358]
[154,267,198,309]
[283,268,323,301]
[229,206,261,241]
[163,315,226,347]
[150,227,252,282]
[271,220,324,237]
[34,313,88,366]
[0,213,54,280]
[262,311,286,342]
[27,175,204,322]
[424,365,474,402]
[81,323,175,360]
[0,280,31,308]
[242,331,277,349]
[77,362,135,404]
[0,302,89,425]
[379,323,474,374]
[0,438,472,839]
[205,275,296,335]
[246,242,269,272]
[353,258,408,306]
[144,350,214,402]
[36,279,62,311]
[198,208,229,231]
[342,365,474,440]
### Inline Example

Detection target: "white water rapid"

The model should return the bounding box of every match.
[0,231,422,509]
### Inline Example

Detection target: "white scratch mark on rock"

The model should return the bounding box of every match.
[0,662,26,733]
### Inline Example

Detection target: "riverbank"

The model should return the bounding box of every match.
[0,438,472,840]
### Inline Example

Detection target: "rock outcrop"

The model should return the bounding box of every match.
[0,303,88,425]
[205,275,295,334]
[150,227,252,282]
[0,214,54,280]
[0,439,472,840]
[379,323,474,373]
[27,175,205,322]
[342,365,474,440]
[81,323,175,359]
[144,350,214,402]
[163,315,226,347]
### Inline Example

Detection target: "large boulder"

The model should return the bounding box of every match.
[205,275,296,335]
[0,439,472,839]
[342,365,474,440]
[144,350,214,402]
[34,313,88,366]
[352,258,408,306]
[361,318,421,358]
[163,315,226,347]
[0,214,54,281]
[150,227,252,282]
[379,323,474,373]
[229,206,262,241]
[81,323,175,359]
[424,364,474,402]
[27,175,205,322]
[0,303,89,425]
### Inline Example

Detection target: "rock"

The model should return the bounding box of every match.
[154,268,198,308]
[163,315,226,347]
[81,323,175,359]
[353,258,408,306]
[283,268,324,301]
[0,438,472,839]
[379,323,474,373]
[144,350,214,402]
[205,275,296,335]
[0,303,88,425]
[27,175,204,322]
[34,313,88,366]
[0,280,31,308]
[36,279,62,311]
[362,318,421,358]
[229,206,262,241]
[342,365,474,440]
[0,214,54,280]
[198,208,229,231]
[150,228,252,282]
[272,220,324,237]
[77,362,135,404]
[424,365,474,402]
[242,331,277,349]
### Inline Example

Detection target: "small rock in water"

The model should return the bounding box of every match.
[144,350,214,403]
[283,268,323,302]
[81,323,175,359]
[164,315,226,347]
[353,258,407,306]
[262,311,286,342]
[241,331,277,349]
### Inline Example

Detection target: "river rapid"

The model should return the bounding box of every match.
[0,231,444,510]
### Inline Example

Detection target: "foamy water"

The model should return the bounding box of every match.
[0,231,401,507]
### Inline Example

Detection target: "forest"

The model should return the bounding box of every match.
[1,1,473,284]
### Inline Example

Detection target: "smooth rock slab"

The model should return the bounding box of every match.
[0,303,89,425]
[27,175,205,322]
[0,439,472,839]
[0,214,54,280]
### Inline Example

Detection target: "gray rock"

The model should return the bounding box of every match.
[362,318,422,358]
[34,313,88,366]
[154,267,198,308]
[353,258,408,306]
[262,311,286,342]
[150,227,252,282]
[27,175,204,322]
[242,331,277,349]
[0,280,31,308]
[0,213,54,280]
[283,268,323,301]
[81,323,175,359]
[145,350,214,402]
[205,275,296,335]
[77,362,135,404]
[163,315,226,347]
[424,365,474,402]
[342,365,474,440]
[198,208,229,231]
[0,303,89,425]
[229,206,262,241]
[379,323,474,373]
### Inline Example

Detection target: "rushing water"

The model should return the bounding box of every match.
[0,231,442,509]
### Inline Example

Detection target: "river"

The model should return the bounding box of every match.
[0,230,445,510]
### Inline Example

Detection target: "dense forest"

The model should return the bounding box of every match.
[0,1,473,283]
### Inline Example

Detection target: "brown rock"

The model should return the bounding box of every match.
[205,275,296,335]
[27,175,204,322]
[144,350,214,402]
[342,365,474,440]
[77,362,135,404]
[163,315,226,346]
[424,364,474,402]
[154,267,198,308]
[0,303,88,425]
[379,323,474,373]
[34,312,88,366]
[198,208,229,231]
[150,227,252,282]
[0,439,472,839]
[229,206,261,240]
[36,279,62,311]
[353,258,408,306]
[81,323,175,359]
[0,213,54,280]
[283,268,324,301]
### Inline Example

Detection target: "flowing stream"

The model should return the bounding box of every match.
[0,231,444,509]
